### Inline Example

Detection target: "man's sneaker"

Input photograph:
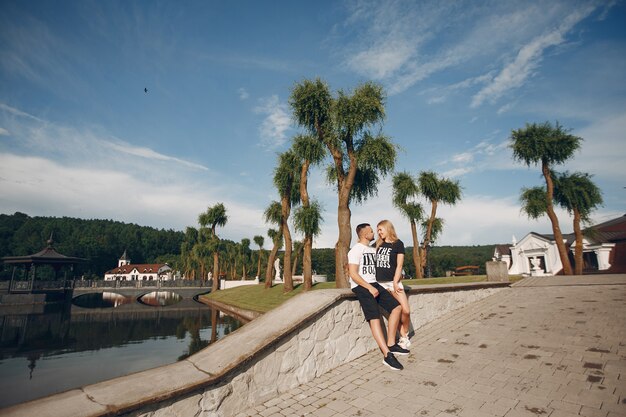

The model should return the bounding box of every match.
[399,335,411,349]
[383,352,403,371]
[388,343,410,356]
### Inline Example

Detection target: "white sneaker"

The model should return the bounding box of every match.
[399,336,411,349]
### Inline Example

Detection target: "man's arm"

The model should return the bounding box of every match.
[348,263,379,298]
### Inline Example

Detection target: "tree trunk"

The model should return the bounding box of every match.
[410,221,423,279]
[291,248,300,277]
[256,251,262,278]
[572,208,584,275]
[303,235,313,290]
[421,200,438,270]
[212,252,220,291]
[335,196,352,288]
[542,162,573,275]
[265,244,279,288]
[282,196,293,292]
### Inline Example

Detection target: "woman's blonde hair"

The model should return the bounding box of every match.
[375,219,398,249]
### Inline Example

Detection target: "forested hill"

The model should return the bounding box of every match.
[0,212,184,278]
[1,212,500,280]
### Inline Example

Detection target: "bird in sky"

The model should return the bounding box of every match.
[144,87,148,93]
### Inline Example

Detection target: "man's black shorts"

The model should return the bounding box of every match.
[352,282,400,321]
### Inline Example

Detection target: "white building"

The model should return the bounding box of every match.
[493,215,625,276]
[104,250,173,281]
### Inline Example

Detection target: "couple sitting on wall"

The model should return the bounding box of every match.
[348,220,411,371]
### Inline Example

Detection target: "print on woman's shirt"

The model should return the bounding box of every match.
[376,247,391,269]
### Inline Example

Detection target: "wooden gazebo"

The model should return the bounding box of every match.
[2,234,87,293]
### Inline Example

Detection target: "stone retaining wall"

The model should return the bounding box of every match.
[1,283,507,417]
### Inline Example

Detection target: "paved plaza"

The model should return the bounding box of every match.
[239,275,626,417]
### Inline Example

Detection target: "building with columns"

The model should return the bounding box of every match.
[494,214,625,276]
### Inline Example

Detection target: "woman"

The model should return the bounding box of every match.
[375,219,411,349]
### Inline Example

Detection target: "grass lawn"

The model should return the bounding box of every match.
[201,275,522,314]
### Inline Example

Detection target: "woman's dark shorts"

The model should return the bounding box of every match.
[352,282,400,321]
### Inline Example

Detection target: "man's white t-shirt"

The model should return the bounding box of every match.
[347,242,377,289]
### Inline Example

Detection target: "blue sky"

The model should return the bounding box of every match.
[1,0,624,249]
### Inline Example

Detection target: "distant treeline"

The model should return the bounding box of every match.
[0,212,498,280]
[0,212,184,279]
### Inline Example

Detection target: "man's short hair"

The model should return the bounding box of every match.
[355,223,370,237]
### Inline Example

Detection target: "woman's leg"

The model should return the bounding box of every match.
[389,289,410,338]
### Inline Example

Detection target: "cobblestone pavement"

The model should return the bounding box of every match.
[238,276,626,417]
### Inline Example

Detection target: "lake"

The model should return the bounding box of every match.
[0,292,243,409]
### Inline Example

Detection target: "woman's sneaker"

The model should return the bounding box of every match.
[383,352,403,371]
[399,336,411,349]
[388,343,410,356]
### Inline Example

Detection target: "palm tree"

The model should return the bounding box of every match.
[553,172,603,275]
[180,227,199,279]
[239,238,251,279]
[418,171,461,272]
[292,134,325,290]
[264,202,282,288]
[392,172,424,278]
[290,79,396,287]
[253,235,265,279]
[199,203,228,290]
[273,151,301,292]
[511,121,582,275]
[293,201,323,290]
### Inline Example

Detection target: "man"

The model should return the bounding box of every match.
[348,223,409,371]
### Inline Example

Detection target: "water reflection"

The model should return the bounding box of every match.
[139,291,183,307]
[0,303,243,408]
[72,292,133,308]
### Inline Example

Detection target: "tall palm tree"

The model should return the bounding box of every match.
[553,172,603,275]
[264,201,282,288]
[392,172,424,278]
[292,134,325,290]
[418,171,461,272]
[290,79,396,287]
[199,203,228,290]
[253,235,265,279]
[239,238,251,278]
[273,151,301,292]
[511,121,582,275]
[293,201,323,290]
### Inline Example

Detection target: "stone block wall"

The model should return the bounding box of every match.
[139,286,504,417]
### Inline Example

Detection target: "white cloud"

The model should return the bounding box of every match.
[254,95,292,148]
[568,111,626,179]
[238,87,249,100]
[0,102,44,122]
[339,1,600,101]
[0,127,9,135]
[0,153,266,239]
[471,5,596,108]
[496,102,516,114]
[101,140,208,171]
[1,102,208,172]
[439,139,514,177]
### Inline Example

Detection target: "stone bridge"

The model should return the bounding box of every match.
[72,286,212,302]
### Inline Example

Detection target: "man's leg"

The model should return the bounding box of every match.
[368,318,390,355]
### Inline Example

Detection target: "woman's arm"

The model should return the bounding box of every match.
[393,253,405,293]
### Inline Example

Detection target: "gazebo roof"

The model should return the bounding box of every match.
[2,235,87,265]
